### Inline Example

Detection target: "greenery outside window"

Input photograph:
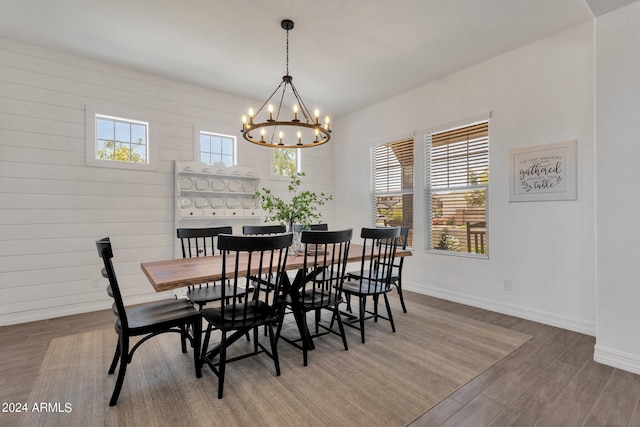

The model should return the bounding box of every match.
[371,138,414,246]
[273,148,300,177]
[96,115,148,163]
[85,105,155,171]
[425,120,489,257]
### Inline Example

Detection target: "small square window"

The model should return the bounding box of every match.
[86,105,155,171]
[197,131,236,166]
[273,148,301,177]
[95,115,148,163]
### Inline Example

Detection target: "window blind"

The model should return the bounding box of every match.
[425,121,489,256]
[371,138,414,246]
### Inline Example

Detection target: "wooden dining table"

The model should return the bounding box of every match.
[141,243,411,293]
[140,243,412,353]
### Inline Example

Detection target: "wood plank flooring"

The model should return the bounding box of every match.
[1,291,638,426]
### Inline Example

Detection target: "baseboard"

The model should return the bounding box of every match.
[0,293,171,326]
[404,282,596,336]
[594,344,640,375]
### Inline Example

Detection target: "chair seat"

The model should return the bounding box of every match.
[347,269,399,282]
[202,300,273,329]
[115,299,200,334]
[187,283,247,305]
[342,279,392,296]
[298,290,341,309]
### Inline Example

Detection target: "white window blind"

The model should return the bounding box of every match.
[371,138,414,246]
[426,121,489,256]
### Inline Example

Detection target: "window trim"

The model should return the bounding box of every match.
[85,104,156,171]
[424,113,490,258]
[193,126,237,166]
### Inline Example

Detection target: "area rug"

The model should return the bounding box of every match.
[19,299,530,426]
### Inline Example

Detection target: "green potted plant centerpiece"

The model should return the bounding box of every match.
[255,172,332,252]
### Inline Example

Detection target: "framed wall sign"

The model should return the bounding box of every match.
[508,140,577,202]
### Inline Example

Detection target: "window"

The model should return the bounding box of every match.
[371,138,414,246]
[425,121,489,256]
[85,105,155,171]
[96,115,148,163]
[273,148,300,177]
[199,132,235,166]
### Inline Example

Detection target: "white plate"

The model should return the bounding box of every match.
[212,162,227,174]
[228,180,242,192]
[195,178,209,191]
[179,197,192,208]
[195,197,209,208]
[242,198,255,209]
[179,177,193,190]
[210,197,225,208]
[226,197,241,209]
[211,179,225,191]
[242,181,256,192]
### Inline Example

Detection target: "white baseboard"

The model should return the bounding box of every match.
[404,282,596,336]
[0,293,172,326]
[594,344,640,375]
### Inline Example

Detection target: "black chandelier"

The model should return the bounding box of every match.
[241,19,331,148]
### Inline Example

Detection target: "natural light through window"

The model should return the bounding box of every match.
[372,138,414,246]
[425,120,489,256]
[199,132,235,166]
[96,115,148,164]
[273,148,300,177]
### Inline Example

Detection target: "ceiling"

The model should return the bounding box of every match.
[0,0,636,118]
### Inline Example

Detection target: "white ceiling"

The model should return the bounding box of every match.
[0,0,634,118]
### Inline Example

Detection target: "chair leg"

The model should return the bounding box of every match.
[267,322,281,376]
[383,293,396,333]
[109,334,129,406]
[373,294,379,322]
[301,312,309,367]
[253,326,260,353]
[192,318,202,378]
[217,332,227,399]
[108,339,121,375]
[333,306,348,351]
[359,297,366,344]
[180,324,188,353]
[396,278,407,313]
[202,324,213,360]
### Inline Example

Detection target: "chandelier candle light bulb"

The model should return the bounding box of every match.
[240,19,331,148]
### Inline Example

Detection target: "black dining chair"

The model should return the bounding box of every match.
[347,226,410,313]
[177,226,247,309]
[200,232,292,399]
[292,223,329,232]
[341,227,401,343]
[276,229,352,366]
[96,237,202,406]
[242,224,286,235]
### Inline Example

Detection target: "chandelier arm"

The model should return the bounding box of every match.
[288,81,314,123]
[274,83,288,123]
[254,80,285,117]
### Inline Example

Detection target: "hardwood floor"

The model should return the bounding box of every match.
[1,291,638,426]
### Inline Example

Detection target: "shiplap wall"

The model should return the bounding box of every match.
[0,38,335,325]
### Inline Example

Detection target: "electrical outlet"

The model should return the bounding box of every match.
[92,276,101,289]
[503,279,512,291]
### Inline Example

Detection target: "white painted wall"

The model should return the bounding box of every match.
[0,38,334,325]
[334,22,596,335]
[594,2,640,373]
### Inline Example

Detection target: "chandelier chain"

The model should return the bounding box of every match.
[286,28,290,76]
